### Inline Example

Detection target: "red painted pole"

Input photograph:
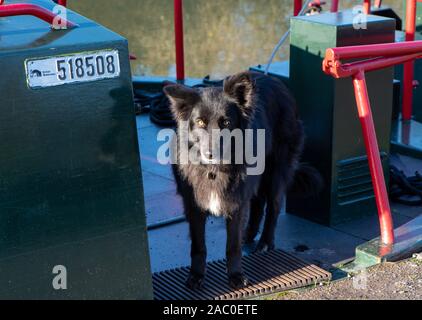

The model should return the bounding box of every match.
[324,41,422,61]
[402,0,417,121]
[363,0,371,14]
[294,0,302,16]
[324,52,422,78]
[352,71,394,246]
[0,3,76,28]
[174,0,185,81]
[323,41,422,249]
[331,0,339,12]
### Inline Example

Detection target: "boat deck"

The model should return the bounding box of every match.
[136,113,421,275]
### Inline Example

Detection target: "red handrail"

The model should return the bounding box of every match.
[324,41,422,61]
[330,0,422,14]
[171,0,420,83]
[174,0,185,81]
[0,3,76,28]
[363,0,371,14]
[330,0,371,13]
[323,40,422,246]
[403,0,418,120]
[294,0,303,16]
[352,71,393,246]
[374,0,382,8]
[331,0,339,12]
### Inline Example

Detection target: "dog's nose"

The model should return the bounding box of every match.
[205,151,213,160]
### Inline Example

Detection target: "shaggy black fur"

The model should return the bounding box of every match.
[164,71,321,290]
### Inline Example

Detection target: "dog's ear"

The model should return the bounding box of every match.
[223,71,255,119]
[163,84,200,120]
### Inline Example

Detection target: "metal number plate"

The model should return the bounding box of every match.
[25,49,121,88]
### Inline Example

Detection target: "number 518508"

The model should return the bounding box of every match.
[56,55,116,81]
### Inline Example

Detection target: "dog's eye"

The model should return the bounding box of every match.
[196,119,206,128]
[222,120,231,127]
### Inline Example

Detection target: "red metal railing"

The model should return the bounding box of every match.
[329,0,422,14]
[330,0,339,12]
[363,0,371,14]
[323,40,422,246]
[174,0,185,81]
[330,0,370,13]
[174,0,404,81]
[403,0,418,120]
[294,0,303,16]
[0,3,76,28]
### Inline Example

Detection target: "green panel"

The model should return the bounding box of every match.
[287,11,395,225]
[0,0,152,299]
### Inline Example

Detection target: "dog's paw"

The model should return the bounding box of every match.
[228,273,249,289]
[254,239,275,253]
[186,272,205,290]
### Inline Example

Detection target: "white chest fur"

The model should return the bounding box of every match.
[208,192,222,216]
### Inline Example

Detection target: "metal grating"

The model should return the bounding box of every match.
[152,249,331,300]
[337,153,387,205]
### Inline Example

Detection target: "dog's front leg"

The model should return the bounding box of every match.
[186,208,207,289]
[226,207,249,289]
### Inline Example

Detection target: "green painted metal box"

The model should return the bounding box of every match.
[0,0,152,299]
[287,12,395,226]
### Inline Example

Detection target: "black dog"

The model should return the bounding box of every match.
[164,71,320,289]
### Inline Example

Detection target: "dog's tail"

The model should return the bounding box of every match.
[288,163,324,197]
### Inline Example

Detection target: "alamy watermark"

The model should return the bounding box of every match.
[52,265,67,290]
[156,121,266,175]
[353,5,368,30]
[52,5,68,30]
[352,269,368,290]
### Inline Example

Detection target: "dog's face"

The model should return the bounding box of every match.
[164,72,255,164]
